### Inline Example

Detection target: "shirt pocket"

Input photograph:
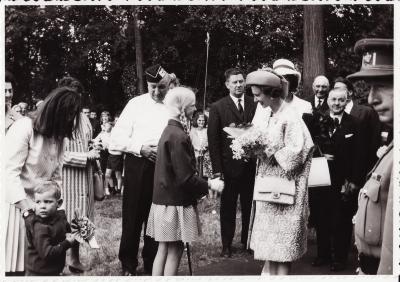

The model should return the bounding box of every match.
[354,175,383,246]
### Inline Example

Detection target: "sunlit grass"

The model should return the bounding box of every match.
[63,195,247,276]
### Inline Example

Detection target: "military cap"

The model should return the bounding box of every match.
[347,38,393,80]
[145,64,168,83]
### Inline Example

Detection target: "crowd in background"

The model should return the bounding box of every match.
[3,38,393,277]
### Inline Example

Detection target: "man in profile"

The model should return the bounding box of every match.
[348,38,394,275]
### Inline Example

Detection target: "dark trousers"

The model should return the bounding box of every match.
[220,173,254,248]
[118,154,158,273]
[309,187,356,263]
[309,187,332,260]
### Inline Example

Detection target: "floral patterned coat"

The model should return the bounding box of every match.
[248,102,314,262]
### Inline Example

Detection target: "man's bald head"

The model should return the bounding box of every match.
[312,75,330,99]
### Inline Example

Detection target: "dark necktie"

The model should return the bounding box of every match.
[334,117,340,128]
[238,99,244,118]
[316,99,322,109]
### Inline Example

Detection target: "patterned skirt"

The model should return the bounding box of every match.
[146,204,201,243]
[62,164,94,223]
[196,152,213,178]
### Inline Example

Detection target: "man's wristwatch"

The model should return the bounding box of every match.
[21,208,34,219]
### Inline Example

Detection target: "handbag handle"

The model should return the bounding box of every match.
[314,145,324,157]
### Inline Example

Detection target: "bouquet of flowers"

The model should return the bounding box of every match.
[70,209,99,249]
[223,122,253,139]
[226,124,267,160]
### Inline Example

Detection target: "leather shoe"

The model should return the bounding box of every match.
[330,262,346,272]
[69,265,84,274]
[220,247,232,258]
[122,269,136,276]
[311,257,330,267]
[121,265,136,276]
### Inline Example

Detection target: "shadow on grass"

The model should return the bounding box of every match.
[63,195,250,276]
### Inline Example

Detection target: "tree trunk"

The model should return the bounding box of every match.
[303,5,325,99]
[133,8,145,95]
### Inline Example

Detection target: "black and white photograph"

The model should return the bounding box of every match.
[1,3,397,278]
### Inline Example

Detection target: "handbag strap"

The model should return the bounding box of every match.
[314,145,323,157]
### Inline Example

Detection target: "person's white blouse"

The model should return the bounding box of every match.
[5,117,63,204]
[189,127,208,157]
[109,93,169,156]
[288,95,313,116]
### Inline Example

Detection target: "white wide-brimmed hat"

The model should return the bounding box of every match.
[273,59,301,81]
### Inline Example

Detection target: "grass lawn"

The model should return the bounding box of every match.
[64,194,250,276]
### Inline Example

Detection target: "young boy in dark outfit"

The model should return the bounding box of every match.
[24,181,76,276]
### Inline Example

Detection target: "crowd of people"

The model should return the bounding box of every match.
[3,37,393,276]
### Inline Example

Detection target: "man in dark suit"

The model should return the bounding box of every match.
[312,88,363,272]
[207,68,257,257]
[334,77,381,180]
[302,75,330,247]
[305,75,330,113]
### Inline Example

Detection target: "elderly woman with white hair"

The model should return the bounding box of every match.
[146,87,221,276]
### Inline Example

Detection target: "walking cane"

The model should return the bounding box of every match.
[186,242,193,276]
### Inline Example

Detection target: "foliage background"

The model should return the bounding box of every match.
[5,5,393,114]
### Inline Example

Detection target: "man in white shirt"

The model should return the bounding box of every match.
[109,64,172,276]
[273,59,312,116]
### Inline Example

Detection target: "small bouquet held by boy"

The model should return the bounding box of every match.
[224,122,269,161]
[70,209,99,249]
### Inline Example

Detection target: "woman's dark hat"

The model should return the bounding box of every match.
[347,38,393,81]
[145,64,168,83]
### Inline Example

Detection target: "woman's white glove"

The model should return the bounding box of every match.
[208,177,224,193]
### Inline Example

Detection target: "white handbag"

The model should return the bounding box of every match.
[308,153,331,187]
[253,175,296,205]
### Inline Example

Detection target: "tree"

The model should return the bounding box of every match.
[133,7,144,95]
[5,5,393,112]
[303,5,325,99]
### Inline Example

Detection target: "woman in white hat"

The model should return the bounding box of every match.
[246,69,314,275]
[273,59,312,116]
